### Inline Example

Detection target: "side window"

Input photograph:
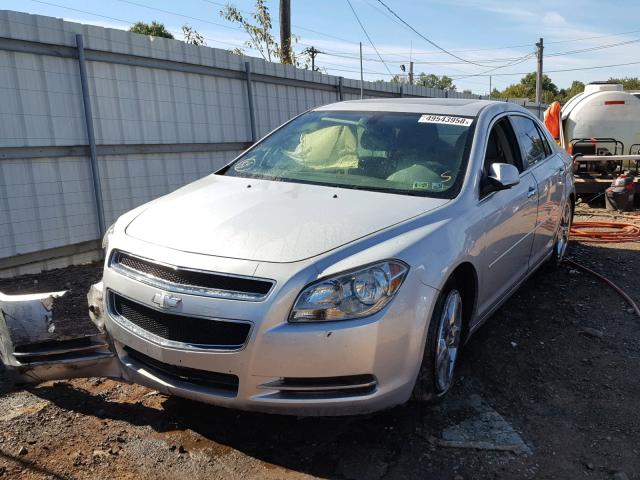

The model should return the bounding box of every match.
[483,118,522,171]
[510,116,548,169]
[536,124,553,156]
[481,118,522,197]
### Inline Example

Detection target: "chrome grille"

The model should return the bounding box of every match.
[110,292,251,349]
[110,250,274,301]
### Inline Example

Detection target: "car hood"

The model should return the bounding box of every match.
[125,175,448,263]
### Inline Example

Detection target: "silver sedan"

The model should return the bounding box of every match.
[0,99,574,415]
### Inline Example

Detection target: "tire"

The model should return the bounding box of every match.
[550,200,573,267]
[411,279,463,402]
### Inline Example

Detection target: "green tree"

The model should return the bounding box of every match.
[220,0,298,65]
[495,72,558,102]
[608,77,640,90]
[499,83,528,99]
[389,74,408,84]
[557,80,585,103]
[129,21,174,39]
[418,73,456,90]
[182,24,206,46]
[521,72,558,98]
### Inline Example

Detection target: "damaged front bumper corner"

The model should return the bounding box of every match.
[0,282,121,384]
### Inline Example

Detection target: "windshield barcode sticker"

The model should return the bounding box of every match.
[418,115,473,127]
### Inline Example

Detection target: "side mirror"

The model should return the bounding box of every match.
[487,163,520,190]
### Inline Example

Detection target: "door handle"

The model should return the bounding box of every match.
[527,186,537,198]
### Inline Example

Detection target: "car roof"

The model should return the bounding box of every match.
[314,98,528,117]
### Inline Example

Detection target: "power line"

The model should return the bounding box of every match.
[374,0,503,67]
[320,50,531,65]
[329,36,640,64]
[115,0,394,68]
[201,0,366,47]
[452,59,640,78]
[30,0,133,26]
[321,64,493,86]
[453,52,537,79]
[114,0,239,31]
[345,0,393,76]
[360,0,413,61]
[546,38,640,57]
[323,66,393,76]
[322,65,497,90]
[334,28,640,58]
[312,35,640,72]
[545,28,640,46]
[359,28,640,56]
[352,29,640,57]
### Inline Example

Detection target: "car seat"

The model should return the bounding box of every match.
[359,125,395,178]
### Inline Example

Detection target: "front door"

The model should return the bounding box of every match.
[475,117,539,319]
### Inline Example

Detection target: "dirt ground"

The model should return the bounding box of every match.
[1,205,640,480]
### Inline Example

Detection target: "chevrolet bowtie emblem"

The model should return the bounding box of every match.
[152,292,182,309]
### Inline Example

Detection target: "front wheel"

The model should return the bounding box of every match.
[412,280,463,402]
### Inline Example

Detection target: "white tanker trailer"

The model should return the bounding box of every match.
[547,82,640,175]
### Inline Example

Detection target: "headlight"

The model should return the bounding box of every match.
[289,260,408,322]
[101,223,115,249]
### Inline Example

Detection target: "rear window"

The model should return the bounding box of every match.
[219,110,475,198]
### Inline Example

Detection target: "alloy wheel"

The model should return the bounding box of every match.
[435,289,463,393]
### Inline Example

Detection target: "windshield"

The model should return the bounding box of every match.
[219,110,475,198]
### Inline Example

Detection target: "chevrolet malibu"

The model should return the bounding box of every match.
[0,99,574,415]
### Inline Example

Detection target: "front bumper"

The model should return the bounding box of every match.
[100,248,439,416]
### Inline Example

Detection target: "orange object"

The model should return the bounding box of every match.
[570,221,640,243]
[543,101,561,139]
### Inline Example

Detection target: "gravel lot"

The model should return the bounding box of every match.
[1,206,639,480]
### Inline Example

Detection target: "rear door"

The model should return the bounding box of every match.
[510,115,565,268]
[475,116,539,318]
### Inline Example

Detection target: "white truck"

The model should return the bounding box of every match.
[557,82,640,175]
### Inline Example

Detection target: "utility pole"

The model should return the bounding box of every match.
[359,41,364,99]
[304,46,320,71]
[489,75,492,99]
[279,0,291,64]
[408,61,414,85]
[535,37,544,105]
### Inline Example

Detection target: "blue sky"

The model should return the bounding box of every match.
[4,0,640,94]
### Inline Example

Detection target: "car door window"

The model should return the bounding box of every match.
[481,118,522,197]
[510,116,548,169]
[536,124,552,156]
